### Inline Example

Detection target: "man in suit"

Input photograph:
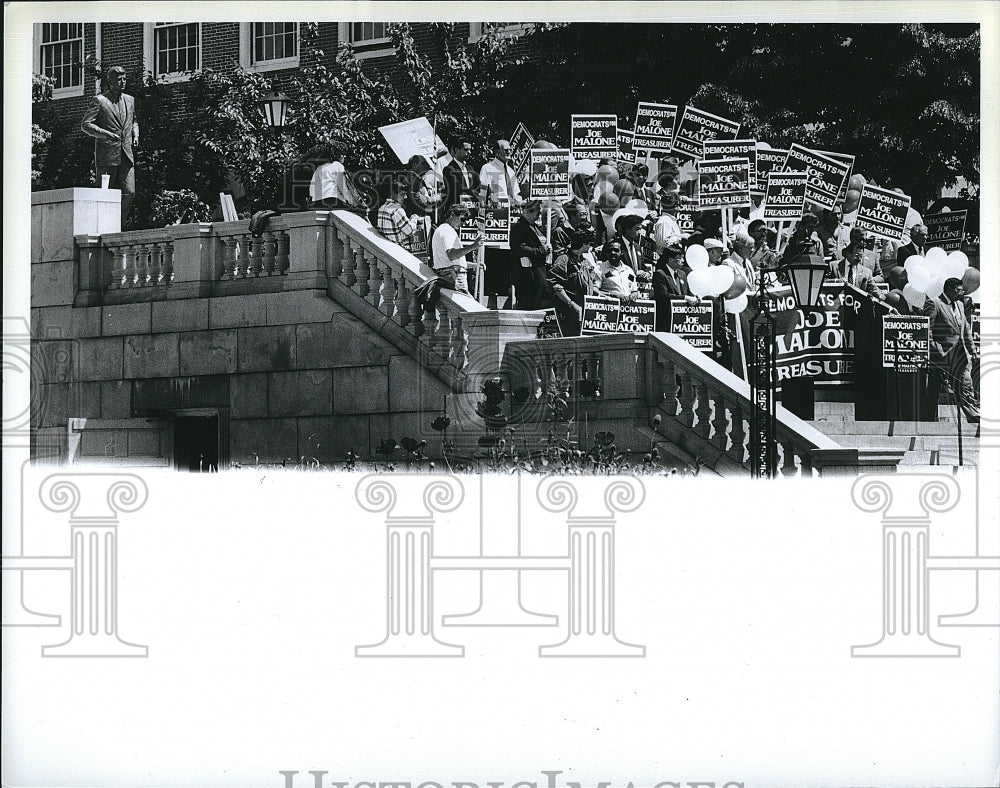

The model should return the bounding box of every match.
[440,137,479,217]
[896,223,928,265]
[652,244,697,331]
[924,277,979,422]
[81,65,139,223]
[830,243,881,298]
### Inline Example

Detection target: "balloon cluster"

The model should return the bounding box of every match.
[899,249,980,310]
[683,244,749,312]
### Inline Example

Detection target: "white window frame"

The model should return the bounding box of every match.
[468,22,531,44]
[239,22,300,72]
[33,23,85,98]
[143,22,202,83]
[337,22,395,60]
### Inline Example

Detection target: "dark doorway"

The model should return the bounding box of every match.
[174,415,219,472]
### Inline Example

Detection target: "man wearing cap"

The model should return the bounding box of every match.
[924,277,979,422]
[703,237,726,264]
[652,190,686,253]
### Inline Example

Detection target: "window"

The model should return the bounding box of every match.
[240,22,299,71]
[468,22,531,43]
[148,22,200,81]
[337,22,394,60]
[38,24,84,96]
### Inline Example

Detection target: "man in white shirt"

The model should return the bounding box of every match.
[479,139,523,207]
[652,190,688,253]
[431,205,484,296]
[599,240,639,299]
[309,156,359,209]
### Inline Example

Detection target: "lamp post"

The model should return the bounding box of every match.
[258,90,291,132]
[750,253,828,478]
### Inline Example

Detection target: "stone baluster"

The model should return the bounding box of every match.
[677,370,695,427]
[422,304,438,345]
[221,237,237,280]
[248,235,264,277]
[133,243,149,287]
[409,287,425,337]
[356,243,371,298]
[275,231,290,275]
[107,247,126,289]
[260,232,277,276]
[395,274,411,329]
[147,243,163,286]
[727,404,747,464]
[448,313,468,370]
[693,381,712,439]
[341,238,358,288]
[159,241,174,284]
[365,250,381,308]
[780,441,799,477]
[711,395,730,452]
[658,357,679,417]
[377,263,396,318]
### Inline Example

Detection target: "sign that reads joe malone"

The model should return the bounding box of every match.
[581,296,657,335]
[529,148,571,200]
[704,139,757,192]
[882,315,930,372]
[571,114,618,161]
[756,147,790,193]
[698,157,752,210]
[783,143,851,210]
[669,300,714,351]
[924,210,968,251]
[854,184,910,241]
[483,200,511,247]
[617,128,636,166]
[632,101,679,158]
[762,170,807,221]
[671,105,741,161]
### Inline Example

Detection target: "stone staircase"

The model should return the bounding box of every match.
[810,401,980,469]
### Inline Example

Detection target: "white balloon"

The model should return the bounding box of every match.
[902,284,926,310]
[685,244,709,271]
[904,255,931,292]
[924,273,945,300]
[924,246,948,266]
[755,141,772,150]
[947,250,969,268]
[725,292,749,314]
[707,264,735,296]
[686,268,713,299]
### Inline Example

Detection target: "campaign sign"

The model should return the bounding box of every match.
[459,211,482,245]
[970,304,980,350]
[698,157,752,210]
[509,122,535,181]
[536,308,564,339]
[669,300,714,351]
[483,200,511,248]
[704,139,757,192]
[582,295,622,335]
[756,147,790,192]
[675,209,696,236]
[925,210,967,251]
[571,114,618,161]
[633,101,679,157]
[769,283,858,384]
[783,144,851,210]
[813,148,856,200]
[671,105,741,161]
[581,296,656,334]
[882,315,930,372]
[529,148,571,200]
[854,184,910,241]
[617,128,636,166]
[378,117,448,164]
[762,170,807,221]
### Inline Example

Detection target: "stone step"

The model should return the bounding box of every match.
[810,420,980,437]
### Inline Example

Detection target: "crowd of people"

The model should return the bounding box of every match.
[306,134,981,423]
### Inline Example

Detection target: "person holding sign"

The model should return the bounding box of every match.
[510,200,552,310]
[431,204,485,296]
[599,241,639,300]
[545,226,600,336]
[377,178,422,253]
[925,278,979,423]
[652,245,698,331]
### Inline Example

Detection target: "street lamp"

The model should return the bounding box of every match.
[749,252,828,478]
[258,91,291,131]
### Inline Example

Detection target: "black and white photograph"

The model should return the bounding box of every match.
[3,2,998,787]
